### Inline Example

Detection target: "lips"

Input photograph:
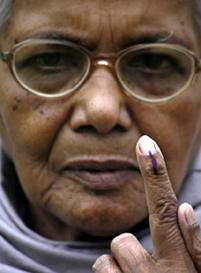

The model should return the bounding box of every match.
[62,159,139,190]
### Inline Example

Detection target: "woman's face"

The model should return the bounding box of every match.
[0,0,201,240]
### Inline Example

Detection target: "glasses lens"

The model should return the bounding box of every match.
[14,41,89,96]
[117,45,194,101]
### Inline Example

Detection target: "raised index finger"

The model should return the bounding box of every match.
[136,135,184,258]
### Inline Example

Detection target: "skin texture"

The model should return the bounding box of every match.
[93,136,201,272]
[0,0,201,247]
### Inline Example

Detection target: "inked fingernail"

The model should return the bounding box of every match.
[138,135,156,154]
[137,135,163,157]
[185,205,197,226]
[137,135,164,175]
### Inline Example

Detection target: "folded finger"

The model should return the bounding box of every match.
[111,233,152,272]
[92,254,122,273]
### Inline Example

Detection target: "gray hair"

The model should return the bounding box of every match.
[196,0,201,31]
[0,0,12,30]
[0,0,201,33]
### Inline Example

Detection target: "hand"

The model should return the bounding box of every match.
[93,135,201,273]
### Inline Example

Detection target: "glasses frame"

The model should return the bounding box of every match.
[1,38,201,103]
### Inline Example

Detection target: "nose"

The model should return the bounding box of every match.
[69,68,132,134]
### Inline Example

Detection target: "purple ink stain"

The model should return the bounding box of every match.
[148,151,157,175]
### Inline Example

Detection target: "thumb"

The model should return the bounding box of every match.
[178,203,201,272]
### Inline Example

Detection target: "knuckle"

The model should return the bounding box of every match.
[149,194,178,226]
[111,233,151,272]
[92,255,112,272]
[154,198,178,219]
[111,233,135,251]
[150,200,180,239]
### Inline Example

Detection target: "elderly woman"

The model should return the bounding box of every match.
[0,0,201,272]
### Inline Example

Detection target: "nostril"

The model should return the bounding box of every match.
[75,124,127,134]
[75,125,97,133]
[112,124,128,133]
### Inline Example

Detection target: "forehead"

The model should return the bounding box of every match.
[4,0,199,51]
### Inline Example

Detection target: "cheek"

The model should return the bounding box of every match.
[0,80,71,162]
[128,81,201,192]
[0,77,75,200]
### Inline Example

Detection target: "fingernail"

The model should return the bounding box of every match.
[185,205,197,226]
[138,135,156,155]
[138,135,163,159]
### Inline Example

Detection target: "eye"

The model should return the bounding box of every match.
[22,52,75,71]
[128,53,178,73]
[142,54,174,70]
[35,53,61,67]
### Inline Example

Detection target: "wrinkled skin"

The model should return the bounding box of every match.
[0,0,201,271]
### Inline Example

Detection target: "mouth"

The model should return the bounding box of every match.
[62,159,140,190]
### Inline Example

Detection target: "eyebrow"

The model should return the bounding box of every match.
[121,31,188,48]
[17,31,97,50]
[17,32,80,44]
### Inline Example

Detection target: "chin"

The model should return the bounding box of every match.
[77,221,137,238]
[86,229,123,237]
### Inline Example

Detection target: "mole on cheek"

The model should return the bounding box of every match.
[12,97,21,111]
[12,104,18,111]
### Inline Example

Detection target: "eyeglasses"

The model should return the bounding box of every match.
[1,38,201,103]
